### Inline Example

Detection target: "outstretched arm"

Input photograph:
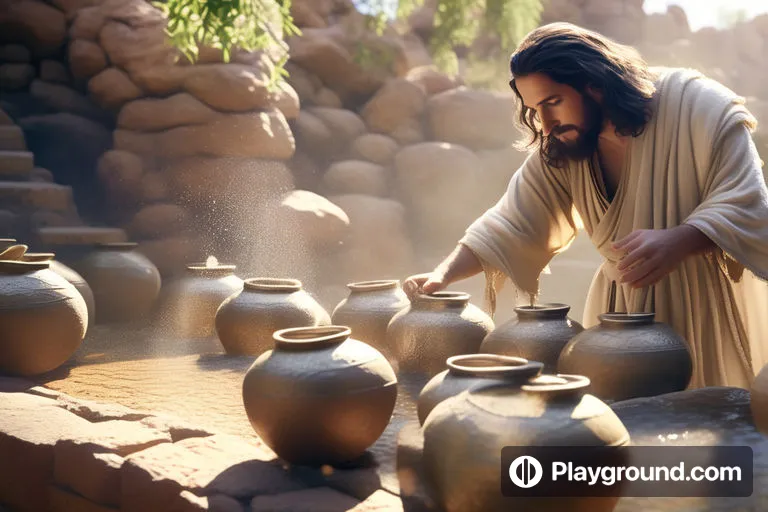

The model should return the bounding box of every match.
[403,243,482,298]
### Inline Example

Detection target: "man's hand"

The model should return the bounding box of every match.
[402,272,448,300]
[612,225,715,288]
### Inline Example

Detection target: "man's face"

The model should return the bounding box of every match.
[514,72,603,162]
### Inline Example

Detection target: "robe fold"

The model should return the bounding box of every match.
[459,67,768,389]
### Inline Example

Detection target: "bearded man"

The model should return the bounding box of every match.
[403,22,768,390]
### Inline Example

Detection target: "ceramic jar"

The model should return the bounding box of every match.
[422,373,630,512]
[0,246,88,376]
[557,312,693,402]
[160,262,244,338]
[242,325,398,466]
[480,303,584,373]
[387,291,494,377]
[0,238,17,251]
[215,278,331,355]
[417,354,543,425]
[331,280,410,359]
[752,363,768,436]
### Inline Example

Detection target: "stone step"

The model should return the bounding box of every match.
[0,126,26,151]
[0,181,73,212]
[0,150,33,178]
[35,226,128,246]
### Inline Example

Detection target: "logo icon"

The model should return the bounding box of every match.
[509,455,543,488]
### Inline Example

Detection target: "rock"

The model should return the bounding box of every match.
[172,491,245,512]
[277,190,350,250]
[70,6,107,41]
[426,87,521,150]
[117,93,218,132]
[291,109,335,159]
[286,151,322,190]
[314,87,342,108]
[120,434,308,511]
[361,78,427,135]
[97,150,145,206]
[114,109,295,160]
[322,160,389,197]
[0,0,67,57]
[306,106,367,151]
[29,79,109,123]
[30,167,54,182]
[139,414,217,443]
[272,80,301,120]
[53,394,150,422]
[405,66,461,96]
[291,0,328,28]
[99,21,174,72]
[39,60,69,83]
[0,44,31,63]
[48,485,119,512]
[129,64,191,96]
[0,392,93,512]
[28,210,78,230]
[68,38,108,79]
[88,67,143,109]
[136,236,200,277]
[0,63,35,90]
[127,203,190,240]
[99,0,167,27]
[139,171,169,203]
[349,134,399,165]
[250,488,361,511]
[389,119,424,145]
[284,62,319,104]
[50,0,101,20]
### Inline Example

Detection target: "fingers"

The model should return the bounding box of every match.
[403,273,445,299]
[421,278,444,295]
[612,230,643,250]
[620,256,661,286]
[617,243,653,272]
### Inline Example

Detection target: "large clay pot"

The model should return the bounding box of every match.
[480,303,584,373]
[160,262,244,338]
[331,279,409,359]
[215,278,331,355]
[0,249,88,376]
[0,238,17,251]
[417,353,543,425]
[557,312,693,402]
[422,373,630,512]
[73,242,161,323]
[751,363,768,436]
[22,252,96,328]
[242,325,397,466]
[386,291,494,377]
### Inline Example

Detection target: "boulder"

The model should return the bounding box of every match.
[0,0,67,57]
[361,78,427,135]
[276,190,350,250]
[68,38,108,79]
[322,160,389,197]
[117,93,218,132]
[0,63,35,90]
[348,133,399,165]
[69,6,106,40]
[88,67,143,109]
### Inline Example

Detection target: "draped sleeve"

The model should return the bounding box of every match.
[459,151,580,314]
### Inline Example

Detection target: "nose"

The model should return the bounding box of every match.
[541,113,558,136]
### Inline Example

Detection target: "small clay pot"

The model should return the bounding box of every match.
[215,278,331,355]
[417,354,543,425]
[160,261,244,338]
[0,249,88,376]
[752,363,768,436]
[387,291,494,377]
[480,303,584,373]
[242,325,397,466]
[557,312,693,402]
[331,280,409,359]
[422,373,630,512]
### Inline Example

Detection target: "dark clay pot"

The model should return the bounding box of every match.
[417,353,543,425]
[0,248,88,376]
[386,292,494,377]
[557,312,693,402]
[422,373,630,512]
[331,280,410,359]
[215,278,331,356]
[72,242,161,323]
[242,326,397,466]
[480,303,584,373]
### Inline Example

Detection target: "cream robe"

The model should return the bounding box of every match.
[459,67,768,390]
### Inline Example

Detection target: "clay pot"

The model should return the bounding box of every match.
[0,250,88,376]
[72,242,161,323]
[331,280,410,359]
[215,278,331,355]
[422,373,630,512]
[386,291,494,377]
[480,303,584,373]
[752,363,768,436]
[160,262,244,338]
[21,252,96,328]
[417,354,543,425]
[0,238,16,251]
[242,325,397,466]
[557,312,693,402]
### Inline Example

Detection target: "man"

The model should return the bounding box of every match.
[403,22,768,390]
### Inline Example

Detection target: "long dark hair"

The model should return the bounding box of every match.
[509,23,657,166]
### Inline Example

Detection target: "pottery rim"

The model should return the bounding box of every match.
[414,291,470,307]
[598,312,655,327]
[244,278,302,292]
[186,262,237,277]
[21,252,56,262]
[0,259,51,274]
[273,325,351,351]
[346,280,400,292]
[521,373,591,395]
[446,354,544,381]
[515,303,571,319]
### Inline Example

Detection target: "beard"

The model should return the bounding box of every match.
[541,94,603,168]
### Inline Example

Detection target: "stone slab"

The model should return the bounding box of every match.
[250,487,360,512]
[0,181,73,212]
[48,485,119,512]
[54,394,152,422]
[139,414,218,443]
[0,150,33,177]
[0,126,26,151]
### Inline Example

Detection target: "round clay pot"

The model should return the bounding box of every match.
[417,353,543,425]
[73,242,161,323]
[386,291,494,377]
[422,373,630,512]
[21,252,96,328]
[160,262,244,338]
[0,256,88,376]
[751,363,768,436]
[0,238,17,252]
[480,303,584,373]
[557,312,693,402]
[331,280,410,359]
[242,325,397,466]
[215,278,332,355]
